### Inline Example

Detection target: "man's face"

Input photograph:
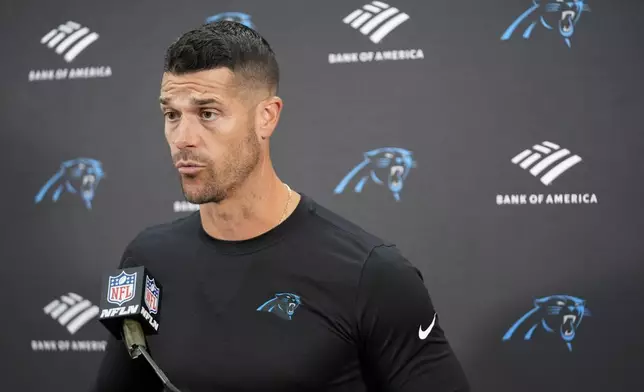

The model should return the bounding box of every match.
[160,68,261,204]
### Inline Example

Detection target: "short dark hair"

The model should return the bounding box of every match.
[163,21,279,95]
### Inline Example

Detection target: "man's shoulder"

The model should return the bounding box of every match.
[304,196,393,256]
[122,213,199,260]
[303,197,421,275]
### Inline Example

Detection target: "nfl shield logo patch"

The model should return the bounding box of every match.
[107,271,137,306]
[145,275,160,315]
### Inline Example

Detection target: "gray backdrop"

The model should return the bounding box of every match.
[2,0,643,391]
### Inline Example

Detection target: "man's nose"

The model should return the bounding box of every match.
[173,118,199,149]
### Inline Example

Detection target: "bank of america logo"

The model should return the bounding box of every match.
[43,293,99,335]
[40,21,99,63]
[342,1,410,43]
[512,141,582,186]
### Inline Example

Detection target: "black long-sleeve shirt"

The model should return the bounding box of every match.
[92,193,470,391]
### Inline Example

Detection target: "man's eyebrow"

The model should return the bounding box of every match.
[159,97,222,105]
[191,97,220,105]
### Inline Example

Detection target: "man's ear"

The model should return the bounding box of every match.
[256,96,283,140]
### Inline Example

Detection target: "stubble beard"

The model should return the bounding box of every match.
[180,128,261,205]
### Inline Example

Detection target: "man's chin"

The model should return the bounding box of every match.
[182,190,227,205]
[180,186,209,205]
[183,197,209,205]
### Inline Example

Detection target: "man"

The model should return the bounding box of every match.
[93,21,470,391]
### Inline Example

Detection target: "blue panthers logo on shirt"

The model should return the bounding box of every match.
[257,293,301,321]
[206,12,255,29]
[334,147,416,202]
[501,0,591,48]
[502,295,591,351]
[34,158,105,210]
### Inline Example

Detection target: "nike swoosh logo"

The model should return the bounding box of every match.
[418,313,437,340]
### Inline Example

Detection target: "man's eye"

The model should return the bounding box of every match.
[164,112,179,121]
[201,111,217,120]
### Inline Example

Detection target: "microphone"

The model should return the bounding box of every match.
[98,265,181,392]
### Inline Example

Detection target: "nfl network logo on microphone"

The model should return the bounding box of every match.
[99,266,162,336]
[108,270,137,306]
[145,275,160,315]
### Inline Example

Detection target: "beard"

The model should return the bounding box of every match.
[176,127,261,204]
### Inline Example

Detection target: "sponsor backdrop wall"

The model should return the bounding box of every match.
[2,0,643,391]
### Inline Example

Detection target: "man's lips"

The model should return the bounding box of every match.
[175,161,206,174]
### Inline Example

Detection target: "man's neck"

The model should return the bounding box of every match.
[198,165,299,242]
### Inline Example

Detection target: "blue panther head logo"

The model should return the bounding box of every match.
[501,0,591,48]
[334,147,416,202]
[34,158,105,210]
[205,12,255,29]
[502,295,591,351]
[256,293,302,321]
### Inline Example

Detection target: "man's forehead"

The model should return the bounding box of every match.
[160,69,237,102]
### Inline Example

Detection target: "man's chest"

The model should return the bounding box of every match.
[148,263,362,391]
